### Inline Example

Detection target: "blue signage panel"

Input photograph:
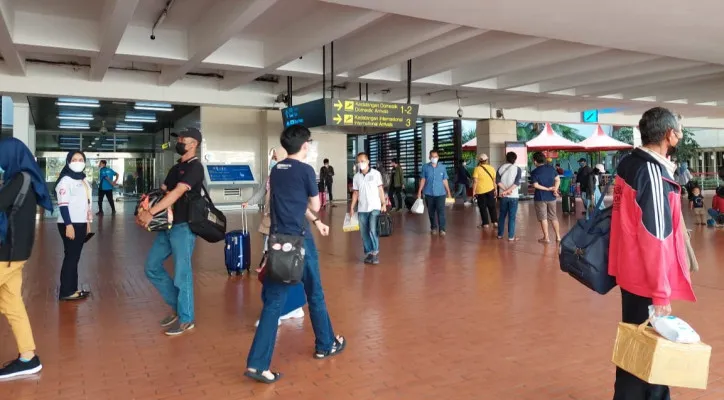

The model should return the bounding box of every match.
[206,164,254,183]
[281,99,327,128]
[582,109,599,123]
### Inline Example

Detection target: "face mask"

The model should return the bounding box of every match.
[431,157,439,164]
[579,162,585,167]
[358,161,368,170]
[69,161,85,173]
[175,142,187,156]
[269,160,277,170]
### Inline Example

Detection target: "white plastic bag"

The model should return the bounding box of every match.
[411,199,425,214]
[648,306,701,343]
[343,213,360,232]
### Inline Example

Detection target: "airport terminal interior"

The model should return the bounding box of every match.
[1,0,724,399]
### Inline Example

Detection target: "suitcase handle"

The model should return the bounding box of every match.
[241,205,248,233]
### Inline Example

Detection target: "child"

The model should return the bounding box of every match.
[690,187,706,225]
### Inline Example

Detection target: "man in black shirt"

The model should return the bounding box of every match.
[137,128,205,336]
[319,158,335,206]
[576,158,593,215]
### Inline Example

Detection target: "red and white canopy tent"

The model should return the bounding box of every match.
[525,122,584,155]
[579,124,633,151]
[462,137,477,151]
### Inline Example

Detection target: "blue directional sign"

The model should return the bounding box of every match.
[582,109,599,123]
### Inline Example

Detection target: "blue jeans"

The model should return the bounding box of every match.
[262,283,306,315]
[425,195,446,231]
[247,236,335,371]
[709,209,720,219]
[497,197,519,239]
[454,183,468,202]
[144,223,197,324]
[358,210,380,255]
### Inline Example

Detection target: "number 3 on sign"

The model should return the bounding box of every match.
[405,118,411,127]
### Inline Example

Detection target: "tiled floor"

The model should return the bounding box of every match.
[1,198,723,399]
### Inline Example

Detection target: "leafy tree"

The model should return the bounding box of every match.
[462,129,476,143]
[676,128,700,167]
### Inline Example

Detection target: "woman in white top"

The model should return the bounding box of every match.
[55,151,92,301]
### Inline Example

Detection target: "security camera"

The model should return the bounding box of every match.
[457,107,464,118]
[150,34,156,40]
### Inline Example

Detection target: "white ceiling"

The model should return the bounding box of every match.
[2,0,724,118]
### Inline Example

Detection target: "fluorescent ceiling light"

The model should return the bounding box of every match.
[125,117,157,123]
[116,127,144,131]
[56,101,100,108]
[59,125,90,130]
[56,98,100,108]
[134,101,173,112]
[58,113,93,121]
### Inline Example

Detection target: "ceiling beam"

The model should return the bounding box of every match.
[574,64,724,97]
[89,0,140,81]
[221,6,385,90]
[159,0,279,86]
[495,50,660,90]
[411,31,546,81]
[451,40,607,86]
[0,0,24,75]
[459,93,523,107]
[619,73,724,100]
[540,59,705,93]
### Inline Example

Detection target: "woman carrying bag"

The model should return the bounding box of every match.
[55,151,92,301]
[243,148,306,327]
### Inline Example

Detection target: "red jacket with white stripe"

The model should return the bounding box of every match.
[608,149,695,306]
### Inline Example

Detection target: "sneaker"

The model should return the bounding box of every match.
[371,254,380,265]
[363,254,374,264]
[0,356,42,379]
[439,231,446,237]
[165,322,195,336]
[280,307,305,321]
[160,314,178,327]
[254,318,282,328]
[430,230,438,235]
[464,201,472,206]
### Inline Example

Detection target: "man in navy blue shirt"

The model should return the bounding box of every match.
[530,151,561,243]
[417,150,453,236]
[245,125,345,384]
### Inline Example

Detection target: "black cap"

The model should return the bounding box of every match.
[577,158,587,163]
[171,127,202,143]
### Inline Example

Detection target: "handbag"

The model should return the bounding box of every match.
[187,184,227,243]
[265,194,305,284]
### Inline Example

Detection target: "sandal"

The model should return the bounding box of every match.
[314,336,347,360]
[244,369,283,384]
[538,238,550,244]
[60,291,90,301]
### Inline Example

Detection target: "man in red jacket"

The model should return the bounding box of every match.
[609,107,695,399]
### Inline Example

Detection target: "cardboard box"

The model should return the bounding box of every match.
[612,322,711,389]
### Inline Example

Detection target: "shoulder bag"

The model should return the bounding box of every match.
[482,165,498,198]
[187,184,227,243]
[265,192,305,284]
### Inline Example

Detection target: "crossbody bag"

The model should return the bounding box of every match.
[265,191,305,284]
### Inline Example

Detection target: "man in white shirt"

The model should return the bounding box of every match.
[349,152,386,265]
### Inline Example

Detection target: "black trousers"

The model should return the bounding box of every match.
[390,186,403,210]
[98,189,116,213]
[613,290,671,400]
[475,191,498,225]
[322,180,333,202]
[57,223,88,298]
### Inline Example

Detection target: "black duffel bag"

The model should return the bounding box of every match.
[187,185,227,243]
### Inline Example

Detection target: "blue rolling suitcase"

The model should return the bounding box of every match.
[224,208,251,276]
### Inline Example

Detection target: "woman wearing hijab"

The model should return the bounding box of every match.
[55,151,92,301]
[243,148,307,327]
[0,138,53,379]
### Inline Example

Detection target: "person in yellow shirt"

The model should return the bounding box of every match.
[472,153,498,228]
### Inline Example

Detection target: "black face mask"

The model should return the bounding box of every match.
[175,142,187,156]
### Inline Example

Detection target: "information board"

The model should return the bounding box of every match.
[325,99,419,129]
[281,99,327,128]
[205,164,255,185]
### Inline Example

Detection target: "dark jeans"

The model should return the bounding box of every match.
[613,290,671,400]
[322,180,333,202]
[424,195,446,232]
[98,189,116,213]
[475,191,497,225]
[454,183,469,202]
[497,197,519,238]
[247,236,336,371]
[57,223,88,298]
[389,186,403,210]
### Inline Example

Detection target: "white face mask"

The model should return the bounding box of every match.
[69,161,85,173]
[431,157,439,164]
[358,161,368,171]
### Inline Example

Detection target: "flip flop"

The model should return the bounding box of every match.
[315,336,347,360]
[244,370,283,384]
[538,239,550,244]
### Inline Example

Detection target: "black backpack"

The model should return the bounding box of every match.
[4,172,32,255]
[558,179,617,295]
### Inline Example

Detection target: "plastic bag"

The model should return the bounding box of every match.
[343,213,359,232]
[411,199,425,214]
[445,197,455,206]
[648,306,701,344]
[136,189,173,232]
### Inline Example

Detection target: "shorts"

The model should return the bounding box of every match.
[534,201,557,221]
[694,208,706,216]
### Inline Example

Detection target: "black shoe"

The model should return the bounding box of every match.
[96,212,104,216]
[0,356,42,379]
[363,254,373,264]
[371,254,380,265]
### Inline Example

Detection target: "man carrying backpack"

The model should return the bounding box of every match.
[608,108,695,399]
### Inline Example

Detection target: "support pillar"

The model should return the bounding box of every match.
[421,121,434,160]
[475,119,517,167]
[11,96,33,153]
